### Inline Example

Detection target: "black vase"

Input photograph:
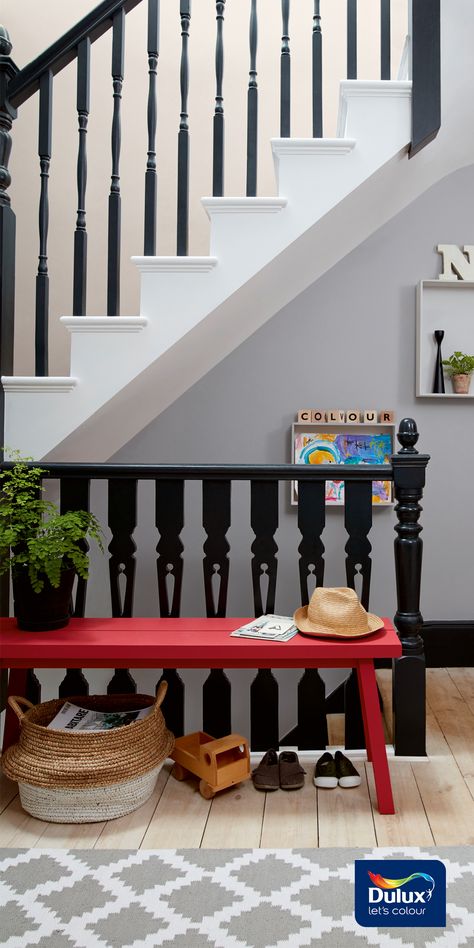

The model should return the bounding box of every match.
[12,567,75,631]
[433,329,445,394]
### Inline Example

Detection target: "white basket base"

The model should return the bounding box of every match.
[18,764,163,823]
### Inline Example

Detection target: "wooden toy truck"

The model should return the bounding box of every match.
[170,731,251,799]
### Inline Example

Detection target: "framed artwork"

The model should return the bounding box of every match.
[293,430,393,505]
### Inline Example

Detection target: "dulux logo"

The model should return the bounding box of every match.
[367,870,435,906]
[355,860,446,928]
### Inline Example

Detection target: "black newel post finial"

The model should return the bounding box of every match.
[433,329,445,394]
[392,418,430,757]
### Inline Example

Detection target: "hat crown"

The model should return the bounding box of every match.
[307,587,368,633]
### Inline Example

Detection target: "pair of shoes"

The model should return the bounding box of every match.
[313,751,361,789]
[252,749,306,791]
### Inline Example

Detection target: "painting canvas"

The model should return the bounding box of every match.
[294,432,392,505]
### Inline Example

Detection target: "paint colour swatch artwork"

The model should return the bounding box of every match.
[294,432,392,505]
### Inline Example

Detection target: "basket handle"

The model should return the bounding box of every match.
[155,680,168,708]
[7,695,35,722]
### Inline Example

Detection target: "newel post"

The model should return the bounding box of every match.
[392,418,430,756]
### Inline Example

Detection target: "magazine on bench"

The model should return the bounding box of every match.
[47,701,153,731]
[230,615,298,642]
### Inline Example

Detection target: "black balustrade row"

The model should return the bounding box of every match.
[0,1,441,384]
[0,419,430,755]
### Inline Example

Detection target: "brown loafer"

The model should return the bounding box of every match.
[252,748,279,791]
[279,751,306,790]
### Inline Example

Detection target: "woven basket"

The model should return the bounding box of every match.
[1,682,174,823]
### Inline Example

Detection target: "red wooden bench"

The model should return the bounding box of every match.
[0,616,401,814]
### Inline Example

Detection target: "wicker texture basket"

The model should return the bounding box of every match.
[2,682,174,823]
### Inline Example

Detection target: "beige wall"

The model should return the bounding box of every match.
[3,0,407,376]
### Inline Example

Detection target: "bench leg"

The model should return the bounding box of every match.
[356,659,395,815]
[2,668,28,754]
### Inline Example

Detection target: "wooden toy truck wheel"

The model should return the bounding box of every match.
[199,780,215,800]
[172,763,190,781]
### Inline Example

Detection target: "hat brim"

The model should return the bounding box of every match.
[293,604,384,638]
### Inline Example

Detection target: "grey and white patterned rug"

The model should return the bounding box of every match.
[1,847,473,947]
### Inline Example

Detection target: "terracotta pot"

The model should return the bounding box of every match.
[452,373,472,394]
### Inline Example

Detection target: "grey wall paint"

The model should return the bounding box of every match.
[111,163,474,626]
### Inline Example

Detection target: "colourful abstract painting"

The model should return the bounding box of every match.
[294,432,392,505]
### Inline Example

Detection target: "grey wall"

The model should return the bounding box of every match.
[110,163,474,625]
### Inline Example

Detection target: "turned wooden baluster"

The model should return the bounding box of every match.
[381,0,391,79]
[107,9,125,315]
[177,0,191,255]
[144,0,160,254]
[107,478,137,695]
[344,478,373,749]
[280,0,290,137]
[212,1,226,196]
[73,38,90,315]
[312,0,323,136]
[35,70,53,375]
[246,0,258,196]
[347,0,357,79]
[155,479,185,736]
[250,479,279,750]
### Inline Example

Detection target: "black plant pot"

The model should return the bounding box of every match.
[12,568,75,631]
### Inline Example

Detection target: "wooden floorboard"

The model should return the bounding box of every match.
[1,668,474,850]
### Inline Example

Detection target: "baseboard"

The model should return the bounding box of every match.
[422,620,474,666]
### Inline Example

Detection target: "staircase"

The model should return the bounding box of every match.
[0,2,442,461]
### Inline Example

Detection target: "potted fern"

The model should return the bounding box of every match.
[442,351,474,394]
[0,451,103,630]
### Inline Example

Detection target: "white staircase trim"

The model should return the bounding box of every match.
[2,377,78,393]
[132,257,218,273]
[337,79,412,137]
[271,138,356,157]
[60,316,148,333]
[201,197,287,218]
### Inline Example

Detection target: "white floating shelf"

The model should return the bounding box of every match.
[416,280,474,398]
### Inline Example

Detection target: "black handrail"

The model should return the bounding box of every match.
[8,0,143,108]
[0,462,394,482]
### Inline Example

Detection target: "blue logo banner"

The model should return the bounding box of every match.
[355,859,446,928]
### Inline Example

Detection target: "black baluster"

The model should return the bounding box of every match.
[203,668,231,737]
[202,479,231,738]
[203,480,230,618]
[280,0,290,137]
[26,669,41,704]
[297,478,327,749]
[298,479,325,604]
[246,0,258,196]
[108,479,137,617]
[392,418,429,756]
[59,669,89,698]
[73,38,90,315]
[157,669,184,737]
[177,0,191,256]
[380,0,391,79]
[251,668,279,751]
[60,477,90,617]
[108,668,137,694]
[312,1,323,137]
[212,1,225,196]
[0,25,17,512]
[250,480,278,615]
[107,9,125,316]
[347,0,357,79]
[156,481,185,737]
[156,480,184,617]
[144,0,160,255]
[35,70,53,376]
[344,478,373,750]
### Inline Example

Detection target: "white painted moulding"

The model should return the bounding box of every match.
[132,256,218,273]
[201,197,287,218]
[337,79,412,137]
[60,317,148,333]
[1,377,78,393]
[271,138,356,158]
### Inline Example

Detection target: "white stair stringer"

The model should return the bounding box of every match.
[4,80,414,461]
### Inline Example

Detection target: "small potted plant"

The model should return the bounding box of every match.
[0,450,103,630]
[442,350,474,394]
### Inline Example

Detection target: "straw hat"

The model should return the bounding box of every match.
[293,586,383,639]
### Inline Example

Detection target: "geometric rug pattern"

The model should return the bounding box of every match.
[1,846,474,947]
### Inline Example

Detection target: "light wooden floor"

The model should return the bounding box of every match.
[1,668,474,850]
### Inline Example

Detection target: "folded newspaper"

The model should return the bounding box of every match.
[47,701,153,731]
[230,615,298,642]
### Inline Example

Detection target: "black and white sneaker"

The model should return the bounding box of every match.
[335,750,361,788]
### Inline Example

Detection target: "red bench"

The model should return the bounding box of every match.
[0,615,401,814]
